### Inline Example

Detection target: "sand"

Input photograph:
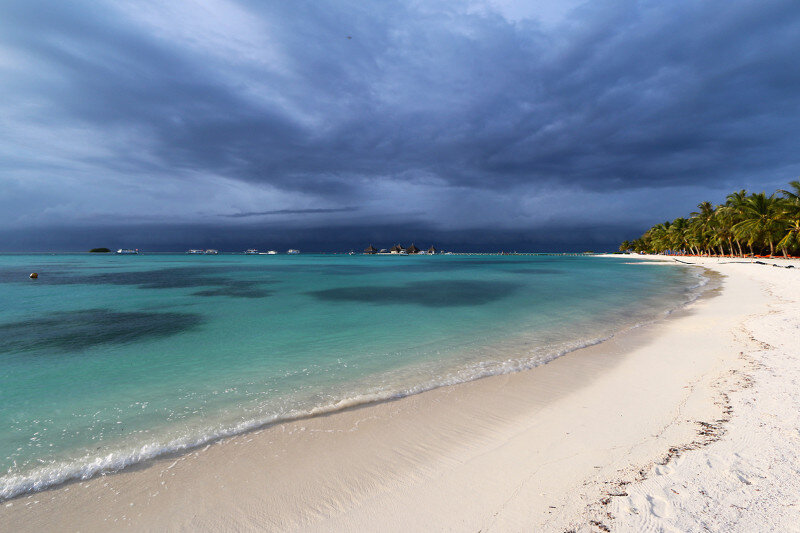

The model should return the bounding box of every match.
[1,255,797,531]
[605,256,800,532]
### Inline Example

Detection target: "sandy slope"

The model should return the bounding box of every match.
[1,256,796,531]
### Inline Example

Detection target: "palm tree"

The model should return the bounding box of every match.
[667,218,691,254]
[620,181,800,256]
[777,180,800,257]
[713,208,735,256]
[778,180,800,203]
[733,193,786,256]
[777,218,800,257]
[644,222,674,254]
[724,190,748,256]
[690,201,717,255]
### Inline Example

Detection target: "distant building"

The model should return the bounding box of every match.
[390,244,404,254]
[406,243,420,254]
[427,245,436,254]
[364,244,378,254]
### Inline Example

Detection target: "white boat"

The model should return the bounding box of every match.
[204,249,219,255]
[116,248,139,255]
[187,249,204,254]
[267,250,278,255]
[287,249,300,255]
[244,249,259,255]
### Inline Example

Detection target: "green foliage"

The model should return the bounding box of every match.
[623,180,800,257]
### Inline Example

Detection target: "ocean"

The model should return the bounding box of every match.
[0,253,705,499]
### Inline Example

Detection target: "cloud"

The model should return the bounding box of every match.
[220,207,358,218]
[1,0,799,248]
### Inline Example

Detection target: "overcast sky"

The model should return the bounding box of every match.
[1,0,799,251]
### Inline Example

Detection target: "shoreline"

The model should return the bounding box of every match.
[0,257,707,503]
[1,256,793,531]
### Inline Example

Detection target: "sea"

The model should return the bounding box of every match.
[0,253,707,499]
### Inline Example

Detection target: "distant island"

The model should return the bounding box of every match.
[363,243,437,255]
[621,180,800,257]
[89,247,112,253]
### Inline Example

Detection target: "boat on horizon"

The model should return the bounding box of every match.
[116,248,139,255]
[287,249,300,255]
[204,249,219,255]
[244,249,259,255]
[186,249,204,254]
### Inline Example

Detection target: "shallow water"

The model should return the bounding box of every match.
[0,253,702,498]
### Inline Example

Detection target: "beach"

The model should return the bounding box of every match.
[2,255,798,531]
[606,256,800,532]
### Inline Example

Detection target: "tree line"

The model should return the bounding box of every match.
[620,181,800,257]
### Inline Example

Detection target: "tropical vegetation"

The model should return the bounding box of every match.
[620,181,800,257]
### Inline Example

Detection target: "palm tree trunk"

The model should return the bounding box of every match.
[769,240,775,257]
[783,248,789,258]
[735,239,743,257]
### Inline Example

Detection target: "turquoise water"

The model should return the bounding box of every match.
[0,253,703,498]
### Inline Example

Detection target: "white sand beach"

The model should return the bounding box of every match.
[602,256,800,532]
[2,255,798,532]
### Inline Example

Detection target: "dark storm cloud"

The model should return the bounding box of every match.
[1,0,799,249]
[221,207,358,218]
[0,220,634,253]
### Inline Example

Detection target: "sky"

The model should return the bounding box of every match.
[1,0,799,251]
